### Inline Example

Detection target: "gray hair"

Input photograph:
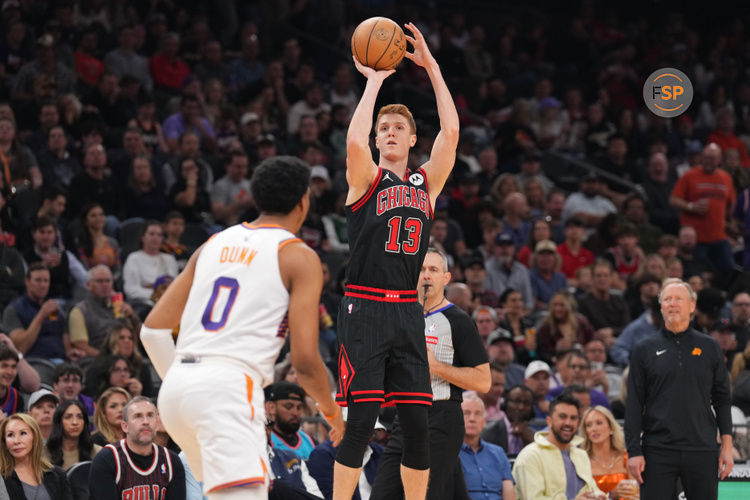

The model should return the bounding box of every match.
[472,305,498,323]
[658,278,697,304]
[425,247,448,272]
[462,392,485,410]
[86,264,112,283]
[122,396,156,423]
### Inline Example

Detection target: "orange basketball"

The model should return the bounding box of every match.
[351,17,406,71]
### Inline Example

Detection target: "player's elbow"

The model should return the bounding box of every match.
[442,124,460,144]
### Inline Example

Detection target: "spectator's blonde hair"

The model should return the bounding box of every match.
[578,405,626,456]
[94,387,132,443]
[376,104,416,134]
[0,414,52,483]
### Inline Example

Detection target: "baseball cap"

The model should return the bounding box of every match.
[461,252,485,270]
[710,318,737,333]
[581,171,601,182]
[524,360,552,379]
[310,165,330,182]
[27,389,59,411]
[257,133,275,145]
[240,112,259,126]
[494,232,514,246]
[487,327,514,346]
[36,34,54,48]
[534,239,557,254]
[153,275,173,290]
[264,381,305,402]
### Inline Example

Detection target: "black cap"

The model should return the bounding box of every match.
[710,318,736,333]
[581,171,601,182]
[487,327,514,346]
[461,252,485,270]
[264,381,305,402]
[494,232,514,245]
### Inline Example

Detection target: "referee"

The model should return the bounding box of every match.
[370,248,490,500]
[625,278,733,499]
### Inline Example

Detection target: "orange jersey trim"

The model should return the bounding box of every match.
[278,237,303,250]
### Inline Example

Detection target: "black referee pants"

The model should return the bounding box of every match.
[641,447,718,500]
[370,401,468,500]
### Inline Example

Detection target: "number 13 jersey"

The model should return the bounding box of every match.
[176,223,298,386]
[345,167,433,290]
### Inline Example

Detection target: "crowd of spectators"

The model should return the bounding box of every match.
[0,0,749,498]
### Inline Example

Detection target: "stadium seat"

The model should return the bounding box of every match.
[118,219,146,262]
[25,357,57,388]
[67,460,91,500]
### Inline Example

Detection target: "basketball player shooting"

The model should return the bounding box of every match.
[333,22,459,500]
[140,156,344,500]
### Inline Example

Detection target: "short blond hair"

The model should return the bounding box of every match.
[376,104,416,134]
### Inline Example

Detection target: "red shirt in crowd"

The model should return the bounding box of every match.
[149,53,190,90]
[672,166,736,243]
[557,242,594,279]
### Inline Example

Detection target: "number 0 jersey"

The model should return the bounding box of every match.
[345,167,433,291]
[176,223,298,385]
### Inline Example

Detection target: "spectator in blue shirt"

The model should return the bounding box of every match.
[528,240,568,311]
[459,394,516,500]
[610,301,663,366]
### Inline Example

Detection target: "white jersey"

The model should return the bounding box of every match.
[176,223,299,385]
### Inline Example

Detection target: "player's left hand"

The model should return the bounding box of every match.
[404,22,436,69]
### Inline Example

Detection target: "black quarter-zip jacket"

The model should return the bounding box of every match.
[625,326,732,457]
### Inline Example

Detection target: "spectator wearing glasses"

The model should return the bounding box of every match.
[548,351,611,410]
[52,363,95,427]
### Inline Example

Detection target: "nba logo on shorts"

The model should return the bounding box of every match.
[348,304,353,314]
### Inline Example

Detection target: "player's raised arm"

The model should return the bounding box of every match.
[404,22,460,199]
[280,240,345,445]
[346,57,394,200]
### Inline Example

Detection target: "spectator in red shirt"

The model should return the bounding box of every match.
[149,32,189,92]
[707,107,750,167]
[557,216,594,286]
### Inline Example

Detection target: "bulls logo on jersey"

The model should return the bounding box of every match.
[408,172,424,186]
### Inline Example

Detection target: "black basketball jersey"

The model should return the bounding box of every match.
[105,440,174,500]
[345,166,433,290]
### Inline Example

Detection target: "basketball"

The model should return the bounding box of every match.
[351,17,406,71]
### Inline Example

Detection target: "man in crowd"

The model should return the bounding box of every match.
[561,173,616,228]
[484,232,533,310]
[472,306,498,343]
[557,217,594,286]
[459,394,516,499]
[524,360,552,419]
[90,396,186,499]
[265,382,316,460]
[52,363,95,424]
[27,388,58,441]
[626,278,733,499]
[577,260,630,349]
[481,385,536,456]
[68,265,140,357]
[547,351,610,409]
[486,329,526,388]
[513,393,603,499]
[730,292,750,351]
[0,339,41,416]
[210,151,253,227]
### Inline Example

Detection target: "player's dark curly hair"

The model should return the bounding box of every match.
[251,156,311,214]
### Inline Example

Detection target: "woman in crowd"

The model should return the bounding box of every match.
[84,322,153,398]
[168,157,212,224]
[516,218,551,267]
[523,177,547,220]
[75,202,121,278]
[119,155,169,221]
[498,288,537,364]
[0,116,41,191]
[579,406,637,499]
[91,387,131,446]
[536,290,594,361]
[0,413,71,499]
[46,400,101,470]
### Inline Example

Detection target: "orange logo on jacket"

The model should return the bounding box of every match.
[692,347,702,356]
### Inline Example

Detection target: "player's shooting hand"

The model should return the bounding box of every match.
[351,56,395,82]
[403,22,436,69]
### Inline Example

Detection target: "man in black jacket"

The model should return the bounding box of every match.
[625,278,733,500]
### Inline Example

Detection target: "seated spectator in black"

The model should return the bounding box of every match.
[0,231,25,310]
[524,360,552,420]
[91,386,131,446]
[548,353,610,410]
[0,116,41,190]
[461,253,496,309]
[128,93,168,155]
[210,151,252,227]
[486,329,526,390]
[82,71,133,130]
[603,223,643,289]
[89,396,185,499]
[730,292,750,352]
[642,152,680,235]
[481,385,536,456]
[26,100,61,153]
[119,155,169,221]
[709,319,739,368]
[307,411,384,500]
[584,213,621,257]
[625,272,661,320]
[529,240,568,311]
[265,424,324,498]
[677,225,716,286]
[68,265,140,358]
[52,363,95,426]
[109,126,150,185]
[499,288,536,361]
[481,362,507,422]
[22,217,87,301]
[692,287,725,333]
[46,399,101,470]
[28,186,69,252]
[536,291,595,361]
[622,194,662,254]
[84,322,153,398]
[86,354,143,400]
[67,143,120,222]
[0,413,71,500]
[37,125,81,189]
[459,394,516,499]
[159,211,192,271]
[577,260,630,350]
[27,388,58,441]
[122,221,178,317]
[168,157,212,224]
[74,202,122,279]
[264,382,316,460]
[3,262,85,362]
